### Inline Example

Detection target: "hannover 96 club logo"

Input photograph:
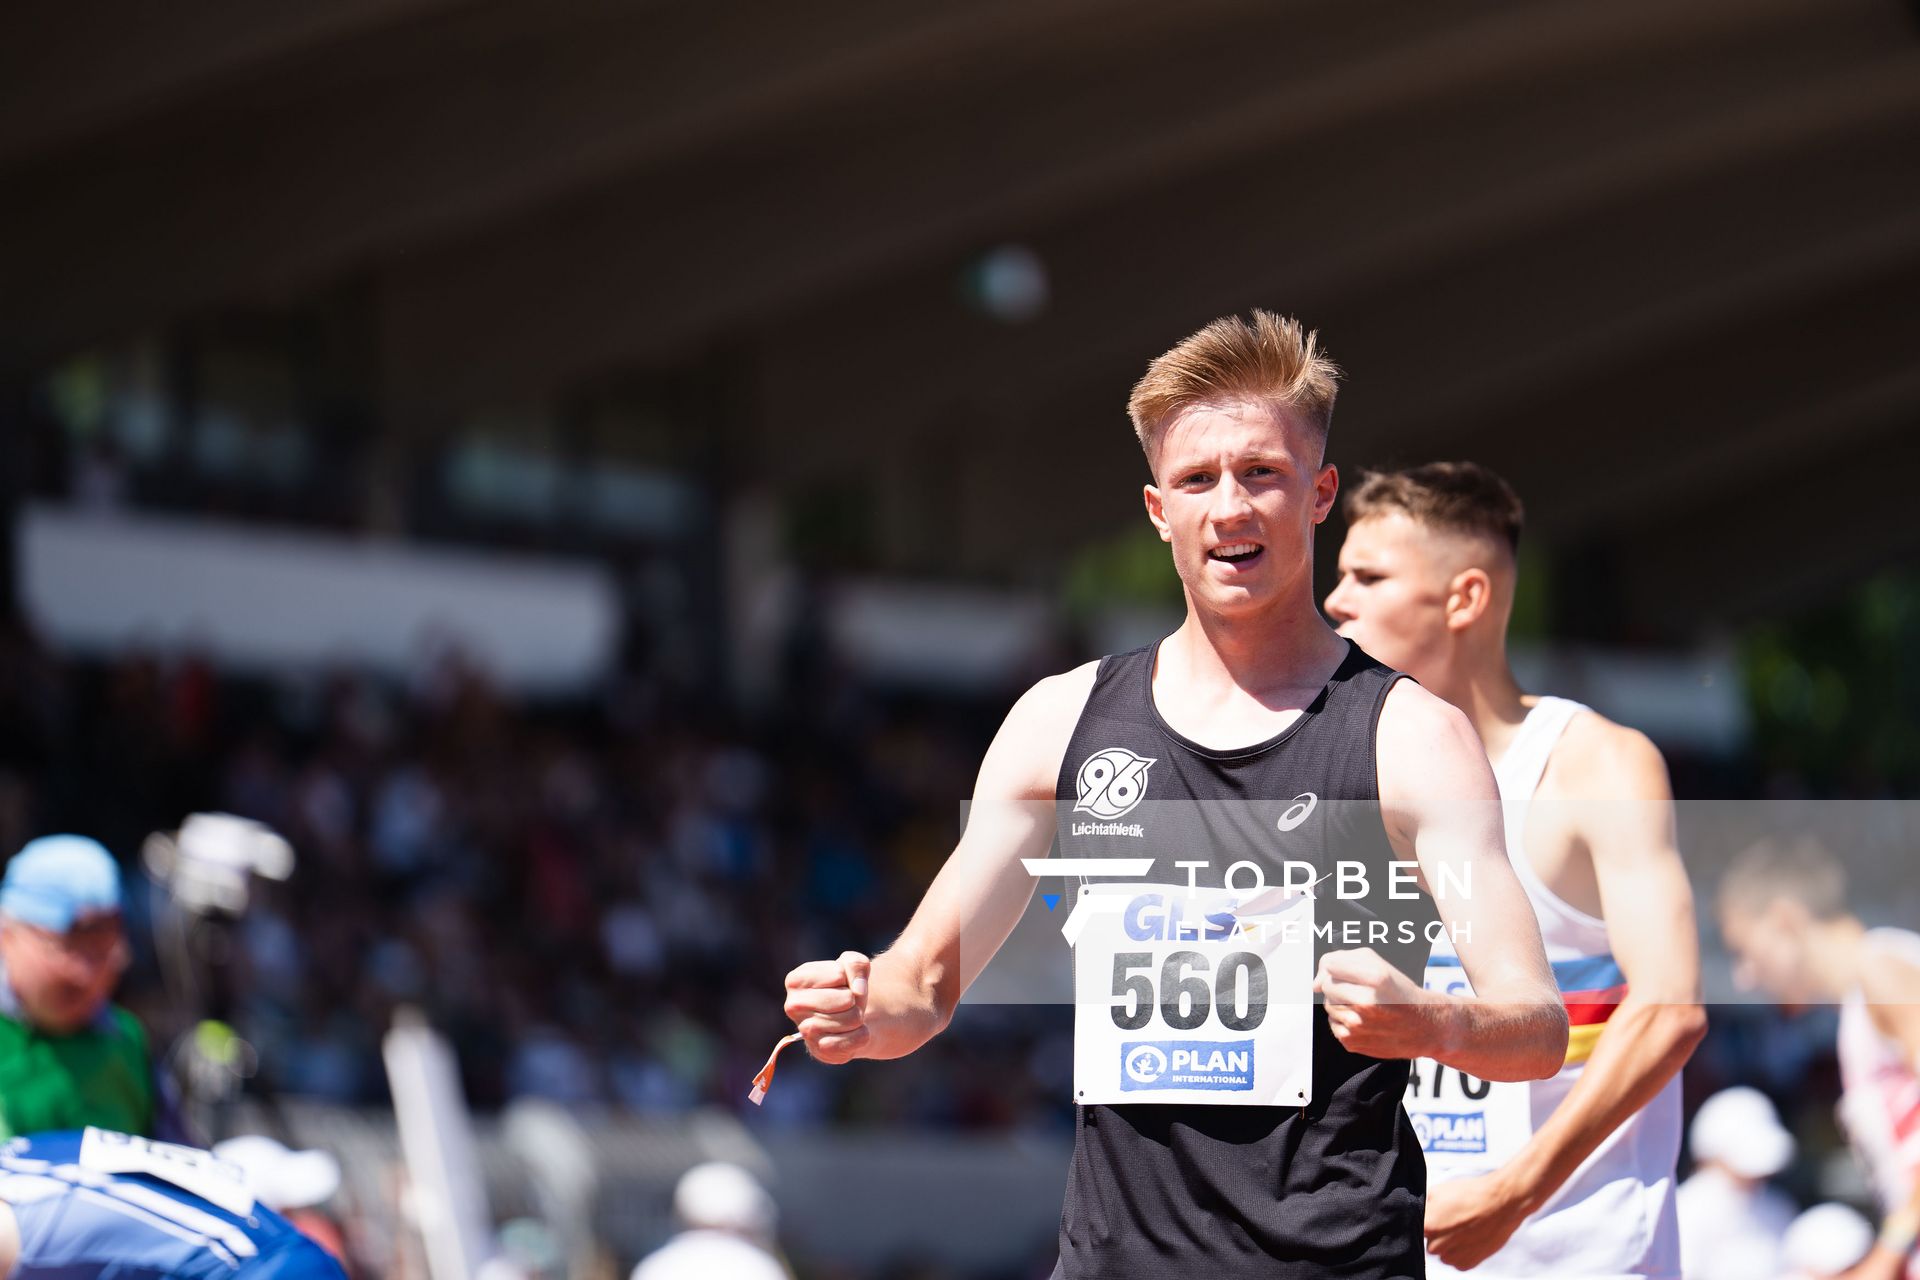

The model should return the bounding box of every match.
[1074,748,1156,820]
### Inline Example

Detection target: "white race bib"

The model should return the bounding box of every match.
[1403,960,1533,1172]
[1070,882,1315,1107]
[78,1128,255,1216]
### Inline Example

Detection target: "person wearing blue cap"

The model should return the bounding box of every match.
[0,835,169,1141]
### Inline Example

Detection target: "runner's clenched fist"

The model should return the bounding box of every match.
[784,950,871,1063]
[1315,947,1436,1060]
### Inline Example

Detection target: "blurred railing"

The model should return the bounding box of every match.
[244,1098,1070,1276]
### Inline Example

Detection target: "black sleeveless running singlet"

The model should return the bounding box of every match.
[1052,640,1438,1280]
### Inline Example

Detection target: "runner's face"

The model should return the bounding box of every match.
[1324,514,1453,677]
[1144,402,1335,616]
[1720,899,1818,1004]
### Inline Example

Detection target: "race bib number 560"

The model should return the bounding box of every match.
[1071,883,1314,1107]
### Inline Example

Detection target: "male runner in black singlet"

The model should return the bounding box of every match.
[783,312,1568,1278]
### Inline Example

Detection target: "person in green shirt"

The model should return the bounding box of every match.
[0,834,172,1140]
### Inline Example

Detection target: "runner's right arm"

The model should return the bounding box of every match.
[783,664,1096,1064]
[1350,679,1567,1082]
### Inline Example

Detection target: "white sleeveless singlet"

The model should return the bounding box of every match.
[1427,697,1684,1280]
[1838,928,1920,1213]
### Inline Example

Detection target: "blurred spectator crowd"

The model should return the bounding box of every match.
[0,612,1072,1137]
[0,603,1901,1280]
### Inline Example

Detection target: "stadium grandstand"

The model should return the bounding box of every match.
[1,1,1918,1276]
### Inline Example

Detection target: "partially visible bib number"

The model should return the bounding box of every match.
[1403,960,1533,1171]
[78,1128,255,1216]
[1071,883,1314,1106]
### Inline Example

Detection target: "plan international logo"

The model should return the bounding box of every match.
[1120,1039,1256,1092]
[1411,1110,1490,1155]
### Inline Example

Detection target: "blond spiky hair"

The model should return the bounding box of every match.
[1127,310,1341,466]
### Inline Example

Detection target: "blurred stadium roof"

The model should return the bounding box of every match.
[2,0,1917,635]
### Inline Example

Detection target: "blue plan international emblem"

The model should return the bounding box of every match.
[1411,1110,1489,1154]
[1119,1040,1255,1092]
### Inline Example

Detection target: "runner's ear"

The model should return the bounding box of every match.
[1143,484,1172,543]
[1311,462,1339,526]
[1444,568,1495,632]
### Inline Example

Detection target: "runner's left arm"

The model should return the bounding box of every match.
[1458,722,1706,1229]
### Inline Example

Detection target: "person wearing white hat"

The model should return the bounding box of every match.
[630,1161,788,1280]
[212,1134,344,1213]
[1676,1086,1799,1280]
[213,1133,353,1271]
[1782,1202,1877,1280]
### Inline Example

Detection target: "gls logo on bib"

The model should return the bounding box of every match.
[1075,748,1155,820]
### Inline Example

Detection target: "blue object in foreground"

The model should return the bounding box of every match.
[0,1130,346,1279]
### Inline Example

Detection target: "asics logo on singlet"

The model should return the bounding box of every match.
[1074,748,1155,820]
[1275,792,1317,832]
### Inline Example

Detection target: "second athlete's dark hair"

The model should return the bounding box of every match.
[1343,461,1524,553]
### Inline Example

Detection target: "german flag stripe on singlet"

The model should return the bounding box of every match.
[1428,953,1626,1066]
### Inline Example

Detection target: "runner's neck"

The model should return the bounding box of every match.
[1429,659,1530,763]
[1159,609,1347,708]
[1814,916,1869,1000]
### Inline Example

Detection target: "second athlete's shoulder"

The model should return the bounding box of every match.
[1547,705,1671,799]
[1858,931,1920,1010]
